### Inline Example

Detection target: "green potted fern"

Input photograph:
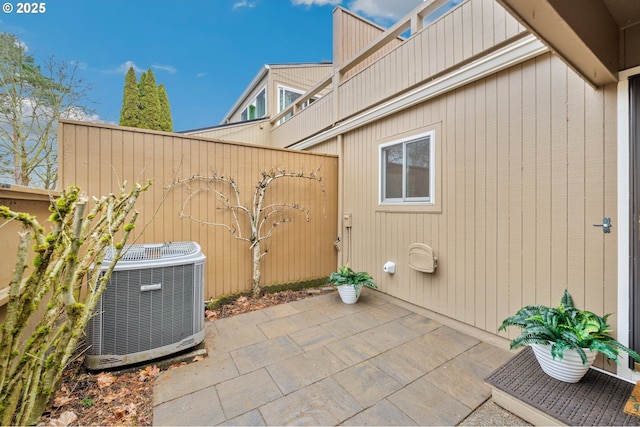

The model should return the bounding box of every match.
[328,264,377,304]
[499,289,640,383]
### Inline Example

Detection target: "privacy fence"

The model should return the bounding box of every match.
[50,120,338,300]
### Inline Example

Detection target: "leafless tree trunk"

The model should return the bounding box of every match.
[168,167,325,298]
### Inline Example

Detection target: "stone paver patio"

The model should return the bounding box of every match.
[153,290,528,426]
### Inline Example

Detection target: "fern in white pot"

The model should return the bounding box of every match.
[328,264,377,304]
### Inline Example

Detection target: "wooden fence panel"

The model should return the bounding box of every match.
[58,120,338,299]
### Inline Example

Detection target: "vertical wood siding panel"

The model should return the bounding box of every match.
[452,6,464,66]
[567,69,586,305]
[436,20,446,74]
[535,55,553,307]
[444,15,455,70]
[484,75,499,331]
[521,60,538,307]
[455,89,467,320]
[475,80,487,330]
[483,0,495,51]
[508,66,523,316]
[464,87,476,325]
[462,1,473,60]
[494,1,506,44]
[428,26,438,77]
[584,85,605,325]
[472,0,484,55]
[495,71,511,331]
[550,56,569,302]
[72,125,88,189]
[445,92,457,316]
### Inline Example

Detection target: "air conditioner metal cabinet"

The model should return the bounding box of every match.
[85,242,206,370]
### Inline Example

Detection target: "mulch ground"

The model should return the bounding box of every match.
[38,286,335,426]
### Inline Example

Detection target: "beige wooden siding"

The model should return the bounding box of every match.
[185,120,271,146]
[333,7,404,79]
[339,53,617,370]
[269,65,332,118]
[338,0,527,120]
[270,93,334,148]
[270,0,528,149]
[58,120,338,300]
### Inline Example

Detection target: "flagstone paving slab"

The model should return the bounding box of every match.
[344,398,419,426]
[215,368,283,420]
[153,385,225,426]
[153,351,238,405]
[259,378,362,426]
[229,335,303,374]
[266,347,346,394]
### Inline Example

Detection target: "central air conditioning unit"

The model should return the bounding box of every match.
[85,241,206,370]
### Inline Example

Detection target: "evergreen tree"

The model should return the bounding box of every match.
[157,83,173,132]
[138,68,161,130]
[119,66,140,127]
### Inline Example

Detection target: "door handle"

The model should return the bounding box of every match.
[593,217,611,233]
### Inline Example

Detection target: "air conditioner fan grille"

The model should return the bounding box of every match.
[105,242,199,262]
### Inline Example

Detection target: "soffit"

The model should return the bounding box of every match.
[604,0,640,29]
[497,0,639,86]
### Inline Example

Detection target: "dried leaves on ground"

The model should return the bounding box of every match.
[205,287,335,320]
[39,286,335,426]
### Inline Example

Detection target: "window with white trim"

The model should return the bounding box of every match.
[277,85,318,124]
[380,131,435,204]
[240,87,266,121]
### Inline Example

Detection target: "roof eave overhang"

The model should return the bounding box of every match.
[496,0,619,87]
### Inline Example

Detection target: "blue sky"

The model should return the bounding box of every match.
[1,0,427,131]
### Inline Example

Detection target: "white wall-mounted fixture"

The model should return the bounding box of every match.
[383,261,396,274]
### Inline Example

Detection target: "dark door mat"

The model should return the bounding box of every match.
[486,347,640,426]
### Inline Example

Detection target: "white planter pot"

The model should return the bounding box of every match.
[337,285,359,304]
[530,343,598,383]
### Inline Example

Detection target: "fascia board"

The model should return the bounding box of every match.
[290,34,547,150]
[219,65,269,124]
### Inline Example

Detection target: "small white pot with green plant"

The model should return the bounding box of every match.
[328,264,377,304]
[499,289,640,383]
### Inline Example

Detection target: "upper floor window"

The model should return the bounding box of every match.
[380,131,435,204]
[241,87,266,121]
[277,85,319,124]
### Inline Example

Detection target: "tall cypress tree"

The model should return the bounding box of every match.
[119,67,140,127]
[157,84,173,132]
[138,68,161,130]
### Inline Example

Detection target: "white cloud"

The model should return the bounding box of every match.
[196,72,207,78]
[62,108,106,124]
[233,0,256,9]
[152,64,177,74]
[113,60,144,74]
[347,0,421,22]
[291,0,341,5]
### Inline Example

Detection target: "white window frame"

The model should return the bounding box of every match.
[240,86,267,121]
[379,131,435,205]
[277,84,319,124]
